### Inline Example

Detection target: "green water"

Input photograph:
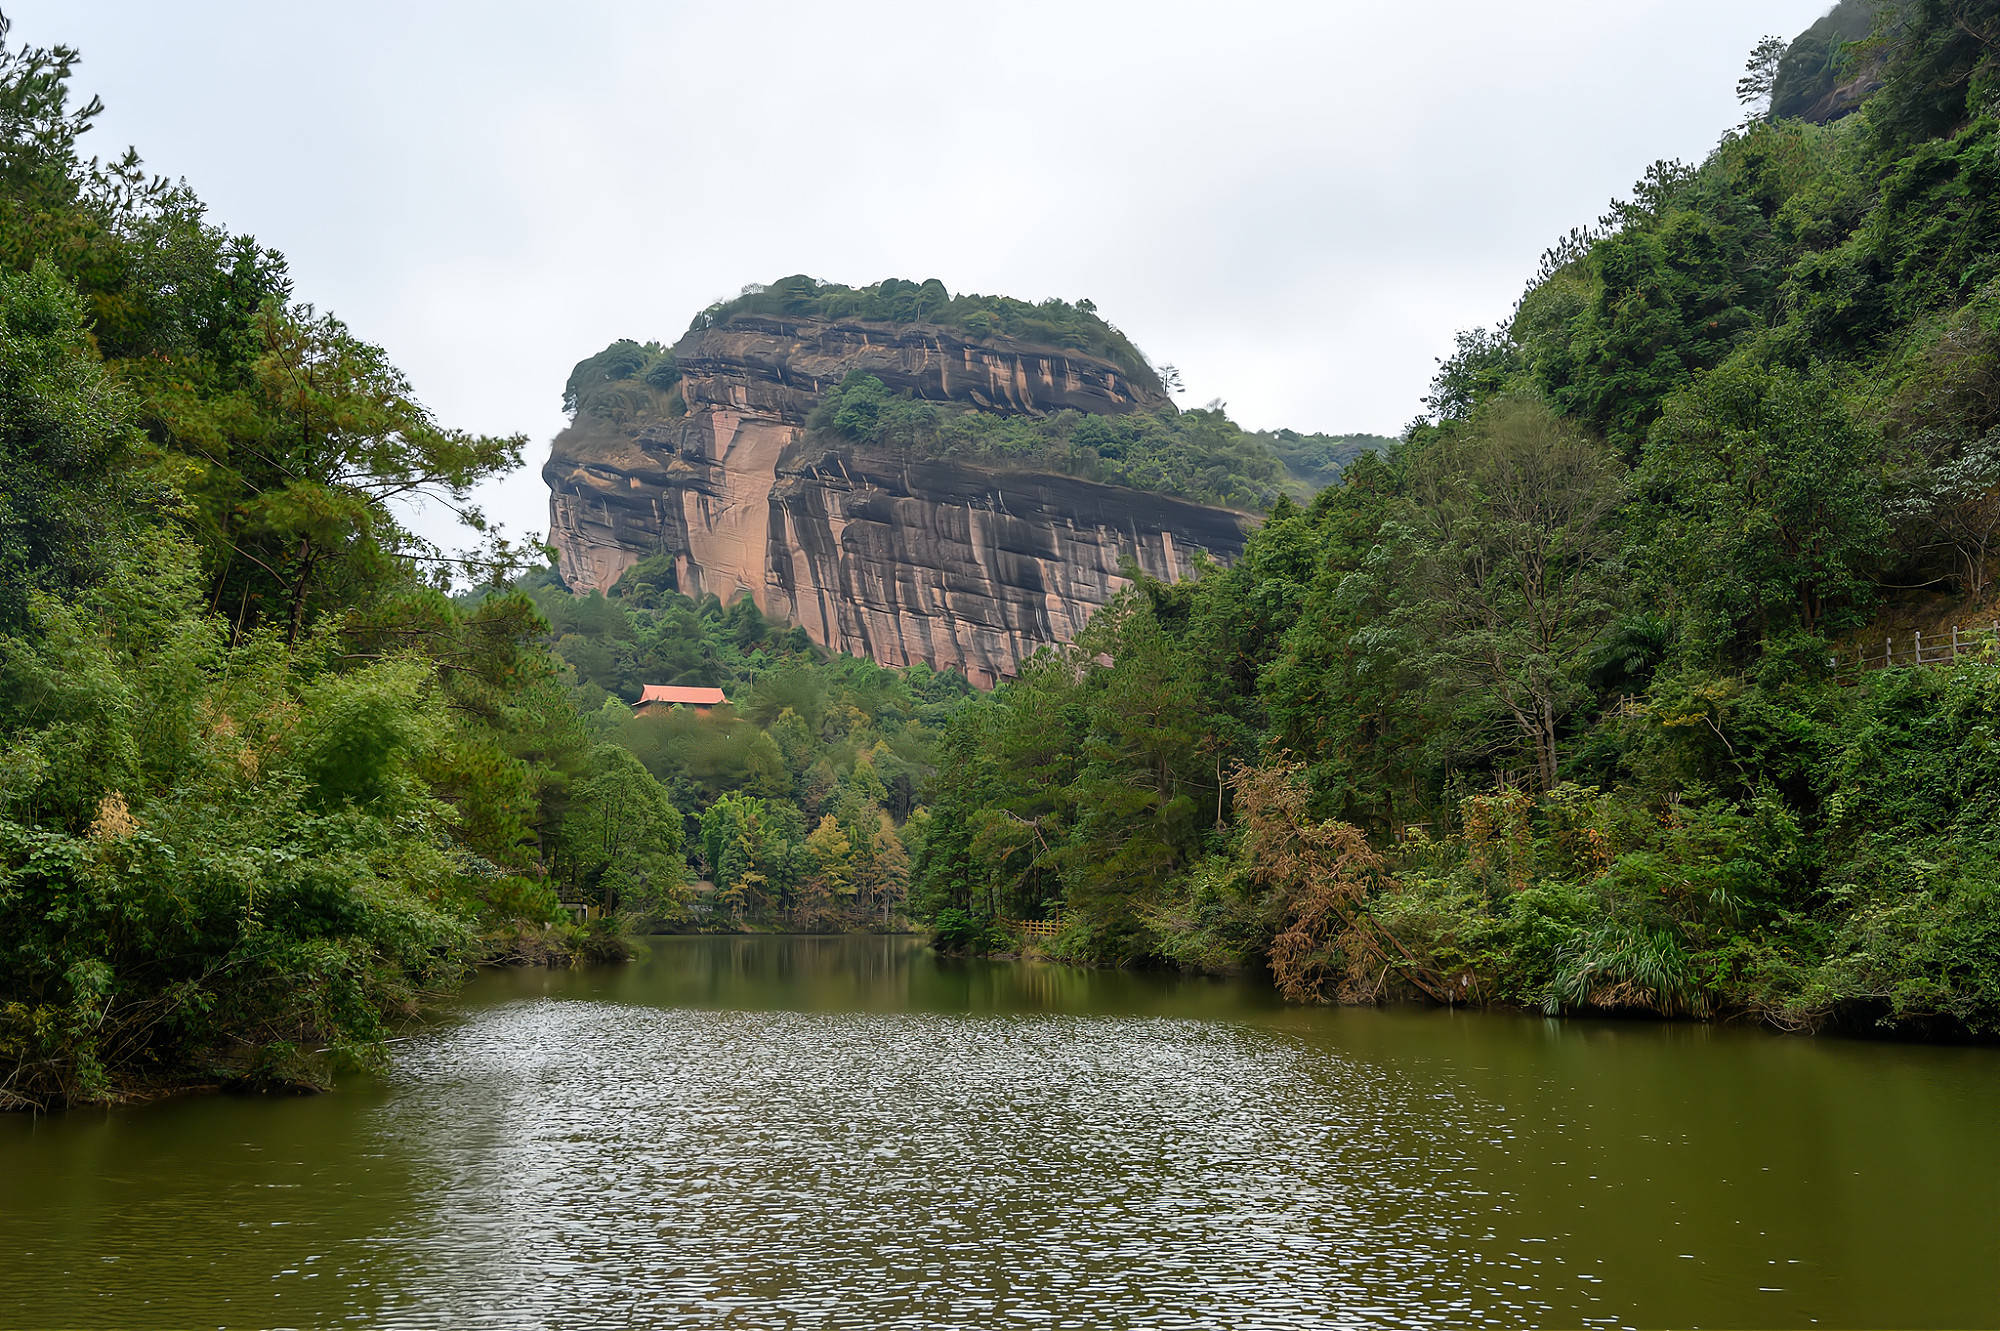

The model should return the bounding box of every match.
[1,934,1996,1328]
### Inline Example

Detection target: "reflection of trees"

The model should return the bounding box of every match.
[545,935,1287,1025]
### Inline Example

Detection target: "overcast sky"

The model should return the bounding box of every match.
[18,0,1836,552]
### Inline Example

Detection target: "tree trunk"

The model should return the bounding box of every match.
[1537,697,1560,792]
[286,539,317,647]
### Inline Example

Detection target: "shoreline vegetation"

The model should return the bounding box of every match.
[11,1,2000,1110]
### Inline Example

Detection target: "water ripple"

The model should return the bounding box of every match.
[365,1002,1526,1329]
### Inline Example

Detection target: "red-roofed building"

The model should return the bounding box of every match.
[634,684,728,716]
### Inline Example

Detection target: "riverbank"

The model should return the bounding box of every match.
[480,920,635,969]
[967,918,2000,1044]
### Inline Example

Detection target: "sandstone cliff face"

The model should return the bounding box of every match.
[544,314,1249,685]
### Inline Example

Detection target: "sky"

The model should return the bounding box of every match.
[17,0,1838,555]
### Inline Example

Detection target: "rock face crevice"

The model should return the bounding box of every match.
[544,313,1250,685]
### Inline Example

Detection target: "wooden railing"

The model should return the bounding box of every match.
[1833,622,2000,679]
[1002,917,1064,941]
[1597,628,2000,717]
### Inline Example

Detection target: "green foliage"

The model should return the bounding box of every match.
[1636,356,1886,652]
[0,17,667,1107]
[927,907,1014,955]
[521,569,944,931]
[692,275,1161,392]
[1768,0,1885,123]
[1863,0,2000,150]
[562,338,679,420]
[145,300,529,645]
[1398,399,1628,787]
[0,538,474,1108]
[811,371,1336,510]
[903,12,2000,1037]
[553,745,687,921]
[0,262,136,630]
[1254,427,1395,491]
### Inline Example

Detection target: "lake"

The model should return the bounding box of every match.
[1,934,1995,1328]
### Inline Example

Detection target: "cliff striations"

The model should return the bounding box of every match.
[544,311,1251,685]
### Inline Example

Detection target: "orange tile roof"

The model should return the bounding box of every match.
[636,685,728,707]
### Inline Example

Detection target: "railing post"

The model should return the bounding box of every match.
[1886,635,1893,668]
[1954,624,1961,661]
[1917,629,1924,666]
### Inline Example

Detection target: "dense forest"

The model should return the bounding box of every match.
[521,557,961,932]
[912,0,2000,1035]
[9,0,2000,1115]
[0,13,694,1109]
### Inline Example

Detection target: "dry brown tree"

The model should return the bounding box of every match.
[1234,761,1453,1005]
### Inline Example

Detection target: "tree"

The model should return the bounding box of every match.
[1637,357,1885,652]
[1424,327,1520,424]
[864,816,912,926]
[0,16,102,277]
[1233,761,1450,1005]
[1260,456,1434,831]
[0,262,133,630]
[167,303,526,643]
[699,791,799,922]
[553,745,685,916]
[798,815,853,930]
[1737,35,1790,123]
[1545,178,1764,453]
[1056,599,1226,939]
[0,535,476,1107]
[1399,399,1627,789]
[1883,296,2000,594]
[1866,0,2000,149]
[1888,431,2000,595]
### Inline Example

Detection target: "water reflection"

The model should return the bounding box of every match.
[473,933,1286,1022]
[1,935,1996,1329]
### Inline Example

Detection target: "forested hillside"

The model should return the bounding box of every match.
[912,0,2000,1035]
[520,556,961,931]
[0,15,688,1109]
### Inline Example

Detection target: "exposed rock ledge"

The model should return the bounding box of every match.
[544,313,1251,685]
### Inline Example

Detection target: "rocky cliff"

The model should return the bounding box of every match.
[544,312,1251,685]
[1770,0,1886,125]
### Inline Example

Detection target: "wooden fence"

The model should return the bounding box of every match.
[1002,917,1064,942]
[1598,626,2000,715]
[1833,622,2000,679]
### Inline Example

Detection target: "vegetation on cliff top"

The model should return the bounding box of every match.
[809,370,1387,511]
[563,337,683,422]
[692,274,1164,393]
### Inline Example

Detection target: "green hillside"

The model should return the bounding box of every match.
[908,0,2000,1033]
